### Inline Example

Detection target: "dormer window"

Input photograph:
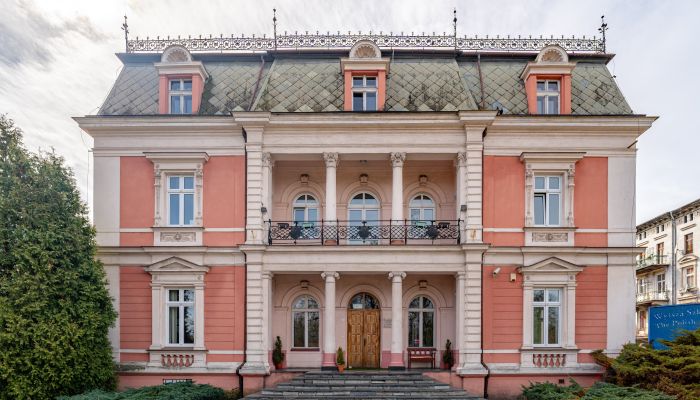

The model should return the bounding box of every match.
[352,76,377,111]
[169,79,193,114]
[536,80,559,115]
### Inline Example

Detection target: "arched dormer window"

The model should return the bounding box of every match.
[521,45,575,115]
[154,45,208,115]
[408,295,434,348]
[341,40,389,112]
[292,295,319,348]
[293,194,319,224]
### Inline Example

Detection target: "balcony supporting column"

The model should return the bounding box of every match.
[321,271,339,370]
[261,153,273,220]
[391,152,406,244]
[323,153,338,244]
[389,271,406,370]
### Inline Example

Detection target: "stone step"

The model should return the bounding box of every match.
[243,371,483,400]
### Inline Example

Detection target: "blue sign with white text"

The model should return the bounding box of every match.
[648,304,700,349]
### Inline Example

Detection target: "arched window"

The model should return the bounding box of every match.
[348,192,380,243]
[348,292,380,309]
[408,295,434,348]
[293,194,319,223]
[292,295,319,348]
[409,194,435,224]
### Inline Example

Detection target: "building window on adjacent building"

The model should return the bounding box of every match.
[292,295,320,348]
[408,295,435,348]
[167,288,195,345]
[536,80,560,114]
[169,79,193,114]
[685,233,694,254]
[638,309,647,333]
[684,213,694,223]
[683,266,696,290]
[409,194,435,224]
[168,175,195,226]
[533,175,562,226]
[656,273,666,293]
[637,277,648,294]
[533,288,561,346]
[293,194,319,225]
[351,76,377,111]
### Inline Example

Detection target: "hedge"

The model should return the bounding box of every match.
[57,382,239,400]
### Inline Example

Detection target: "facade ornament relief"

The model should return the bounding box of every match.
[323,152,339,168]
[261,152,272,168]
[457,152,467,167]
[418,174,428,186]
[154,164,162,226]
[532,232,569,242]
[195,164,204,225]
[160,231,197,243]
[299,173,309,184]
[359,173,369,184]
[390,152,406,168]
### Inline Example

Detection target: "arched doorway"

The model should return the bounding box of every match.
[347,292,381,368]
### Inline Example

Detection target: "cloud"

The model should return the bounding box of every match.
[0,0,108,68]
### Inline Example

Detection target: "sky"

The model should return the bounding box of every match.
[0,0,698,223]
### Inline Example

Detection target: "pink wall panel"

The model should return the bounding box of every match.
[120,267,152,351]
[575,266,608,349]
[483,156,525,246]
[120,157,154,229]
[483,265,523,350]
[204,266,245,351]
[574,157,608,230]
[203,156,245,246]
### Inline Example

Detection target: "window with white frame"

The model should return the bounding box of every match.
[409,194,435,224]
[536,80,560,115]
[408,295,435,348]
[533,288,561,346]
[352,76,377,111]
[168,175,195,226]
[293,194,319,224]
[169,79,193,114]
[533,176,562,226]
[292,295,319,348]
[167,288,195,345]
[656,273,666,293]
[683,266,696,290]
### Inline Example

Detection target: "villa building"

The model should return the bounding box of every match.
[75,27,655,399]
[635,199,700,341]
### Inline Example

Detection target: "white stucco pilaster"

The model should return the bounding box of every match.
[390,152,406,222]
[93,156,120,246]
[388,271,406,369]
[323,153,339,222]
[465,127,484,243]
[321,271,339,368]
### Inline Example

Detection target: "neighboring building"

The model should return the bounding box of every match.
[75,27,655,398]
[635,199,700,340]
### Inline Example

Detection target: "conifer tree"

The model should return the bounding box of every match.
[0,115,117,399]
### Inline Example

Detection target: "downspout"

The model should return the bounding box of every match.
[480,127,490,398]
[236,127,249,391]
[669,211,677,304]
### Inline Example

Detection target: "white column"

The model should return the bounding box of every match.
[455,271,466,369]
[261,153,273,220]
[321,272,339,369]
[456,152,467,235]
[388,271,406,369]
[323,153,338,222]
[150,286,162,349]
[565,282,577,349]
[390,152,406,222]
[194,284,206,350]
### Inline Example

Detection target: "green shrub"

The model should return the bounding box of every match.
[593,328,700,400]
[521,379,582,400]
[0,115,116,399]
[521,380,676,400]
[57,382,227,400]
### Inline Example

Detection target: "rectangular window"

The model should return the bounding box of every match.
[168,175,195,226]
[685,233,694,254]
[169,79,193,114]
[656,273,666,293]
[536,80,560,115]
[533,288,561,346]
[351,75,378,111]
[684,267,696,290]
[167,289,195,345]
[533,175,562,226]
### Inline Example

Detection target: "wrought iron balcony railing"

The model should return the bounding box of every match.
[637,254,670,269]
[267,220,461,245]
[636,290,669,304]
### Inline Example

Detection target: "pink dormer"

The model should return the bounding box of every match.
[521,45,576,115]
[155,45,209,114]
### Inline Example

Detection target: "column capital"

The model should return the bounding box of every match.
[323,152,339,168]
[261,271,274,280]
[390,152,406,168]
[321,271,339,281]
[456,271,467,280]
[388,271,406,281]
[457,152,467,167]
[261,152,274,168]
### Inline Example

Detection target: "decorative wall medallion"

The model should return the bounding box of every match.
[532,232,568,242]
[160,231,196,243]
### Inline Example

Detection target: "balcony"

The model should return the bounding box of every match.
[637,254,669,271]
[636,290,669,304]
[267,220,461,245]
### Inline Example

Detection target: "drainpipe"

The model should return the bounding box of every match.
[669,211,677,304]
[480,128,490,399]
[236,127,249,391]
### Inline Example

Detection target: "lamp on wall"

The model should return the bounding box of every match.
[260,206,268,214]
[460,205,467,212]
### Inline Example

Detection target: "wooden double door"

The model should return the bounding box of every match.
[347,309,381,368]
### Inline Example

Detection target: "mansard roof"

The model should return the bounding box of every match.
[98,51,632,116]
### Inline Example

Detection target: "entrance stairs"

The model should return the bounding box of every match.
[243,371,484,399]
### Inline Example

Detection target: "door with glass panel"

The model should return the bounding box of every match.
[409,194,436,239]
[347,192,380,244]
[292,194,320,240]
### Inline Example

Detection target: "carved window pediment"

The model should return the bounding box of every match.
[519,257,583,276]
[145,256,209,274]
